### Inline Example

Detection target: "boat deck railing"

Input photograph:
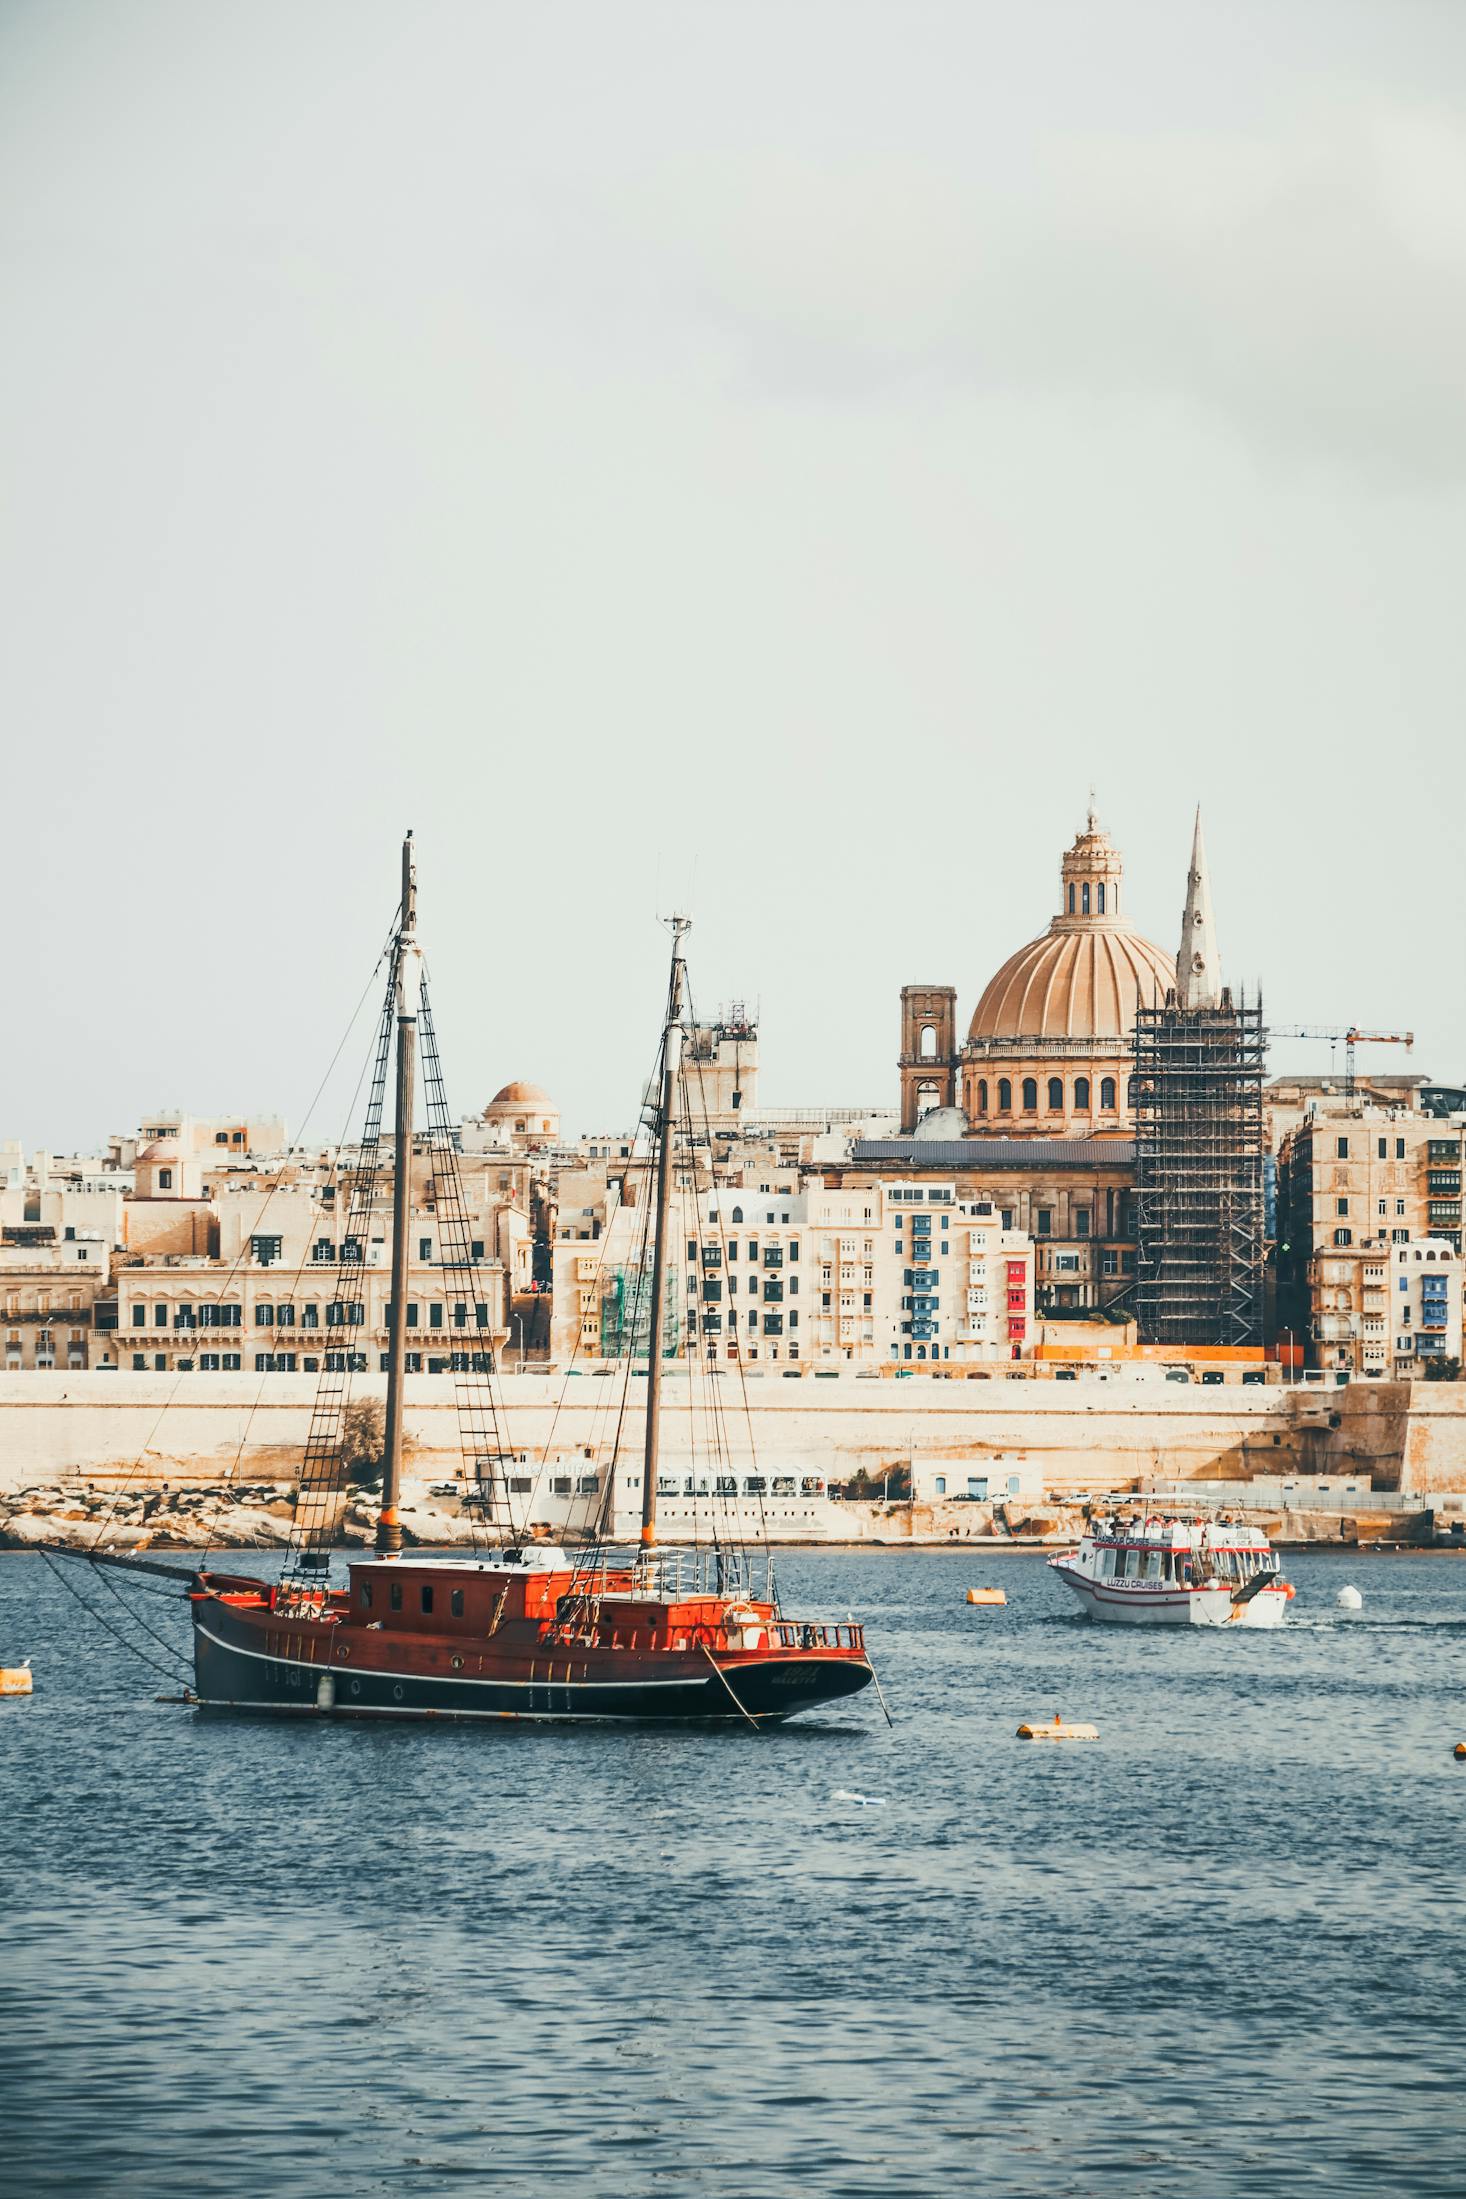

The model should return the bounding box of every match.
[770,1620,865,1652]
[576,1545,769,1604]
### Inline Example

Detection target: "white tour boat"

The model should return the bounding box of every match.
[1050,1513,1293,1628]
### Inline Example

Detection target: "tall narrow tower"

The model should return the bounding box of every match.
[1132,810,1266,1347]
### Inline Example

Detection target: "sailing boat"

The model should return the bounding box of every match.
[182,839,875,1723]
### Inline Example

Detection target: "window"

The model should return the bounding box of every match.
[451,1588,464,1617]
[1101,1077,1117,1109]
[158,1169,173,1190]
[1378,1138,1388,1160]
[390,1580,403,1611]
[1046,1077,1062,1110]
[1334,1228,1353,1247]
[976,1079,989,1114]
[1037,1209,1052,1237]
[1022,1079,1038,1112]
[1075,1077,1090,1109]
[251,1234,283,1266]
[934,1475,947,1496]
[313,1240,335,1264]
[1336,1198,1349,1217]
[420,1237,433,1260]
[1075,1212,1091,1238]
[302,1304,319,1328]
[255,1304,274,1327]
[131,1305,145,1327]
[1096,884,1105,915]
[421,1584,434,1613]
[1081,883,1091,914]
[731,1207,743,1224]
[1396,1139,1406,1160]
[1396,1200,1407,1217]
[1337,1137,1349,1159]
[919,1024,938,1060]
[998,1078,1012,1111]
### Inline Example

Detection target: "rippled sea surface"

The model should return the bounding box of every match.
[3,1546,1465,2197]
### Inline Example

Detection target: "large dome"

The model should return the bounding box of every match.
[968,813,1174,1041]
[969,926,1173,1041]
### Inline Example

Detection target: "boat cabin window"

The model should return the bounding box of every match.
[1112,1548,1128,1578]
[421,1584,435,1614]
[359,1580,373,1608]
[389,1580,403,1612]
[451,1588,464,1617]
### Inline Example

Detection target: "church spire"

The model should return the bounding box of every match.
[1175,806,1221,1009]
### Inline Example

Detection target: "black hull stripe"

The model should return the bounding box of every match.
[191,1619,872,1724]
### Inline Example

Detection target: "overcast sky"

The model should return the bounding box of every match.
[3,0,1463,1151]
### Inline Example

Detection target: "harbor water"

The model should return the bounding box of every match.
[2,1546,1463,2196]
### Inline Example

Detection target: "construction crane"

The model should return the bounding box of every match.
[1270,1025,1414,1096]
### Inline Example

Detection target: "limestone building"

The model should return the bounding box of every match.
[550,1175,1034,1366]
[1276,1093,1466,1370]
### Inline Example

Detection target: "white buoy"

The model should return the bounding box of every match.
[1336,1584,1363,1611]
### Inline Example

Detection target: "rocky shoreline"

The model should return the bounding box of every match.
[0,1482,489,1552]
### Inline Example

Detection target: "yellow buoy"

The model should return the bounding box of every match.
[966,1587,1007,1606]
[1455,1742,1466,1761]
[1,1662,33,1697]
[1017,1711,1098,1741]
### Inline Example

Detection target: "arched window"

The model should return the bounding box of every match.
[977,1079,989,1115]
[731,1206,743,1224]
[919,1024,938,1060]
[998,1078,1012,1111]
[1081,883,1091,915]
[1022,1078,1038,1112]
[1096,884,1105,915]
[1067,885,1075,914]
[1075,1076,1091,1109]
[1100,1076,1117,1109]
[1047,1077,1063,1111]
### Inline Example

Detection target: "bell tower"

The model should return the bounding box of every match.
[899,985,957,1131]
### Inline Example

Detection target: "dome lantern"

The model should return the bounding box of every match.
[1057,809,1124,926]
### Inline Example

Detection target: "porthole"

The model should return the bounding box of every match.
[349,1678,361,1697]
[392,1683,404,1702]
[337,1644,350,1660]
[287,1667,300,1687]
[451,1654,464,1671]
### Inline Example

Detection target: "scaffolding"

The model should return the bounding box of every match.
[1131,995,1266,1346]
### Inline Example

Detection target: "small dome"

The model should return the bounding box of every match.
[137,1138,180,1162]
[486,1081,552,1112]
[913,1105,968,1141]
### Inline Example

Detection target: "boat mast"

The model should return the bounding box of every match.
[377,832,419,1557]
[639,915,689,1551]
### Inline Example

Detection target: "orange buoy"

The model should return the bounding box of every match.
[0,1661,33,1697]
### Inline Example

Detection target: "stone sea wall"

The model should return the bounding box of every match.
[0,1369,1461,1496]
